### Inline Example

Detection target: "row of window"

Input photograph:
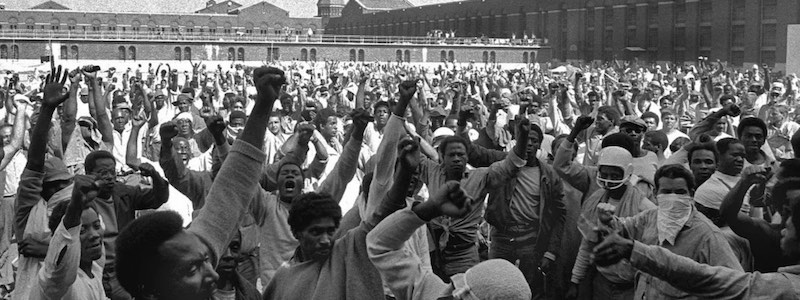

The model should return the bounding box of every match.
[300,49,317,61]
[118,46,137,61]
[58,45,80,60]
[0,45,19,60]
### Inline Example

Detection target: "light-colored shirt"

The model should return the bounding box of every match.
[509,166,541,224]
[695,171,751,213]
[30,222,106,300]
[629,240,800,299]
[3,151,26,196]
[112,123,133,172]
[620,209,744,299]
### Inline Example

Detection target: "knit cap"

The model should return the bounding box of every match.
[451,259,531,300]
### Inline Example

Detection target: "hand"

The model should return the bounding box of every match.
[138,163,157,178]
[458,106,474,123]
[253,66,287,101]
[574,115,594,131]
[592,230,634,267]
[397,136,421,171]
[430,181,471,218]
[42,65,70,108]
[722,103,741,117]
[565,283,579,300]
[80,65,98,79]
[159,121,179,141]
[72,174,100,207]
[742,165,769,186]
[199,106,214,120]
[18,237,49,258]
[296,123,315,144]
[398,80,418,100]
[131,111,147,128]
[207,115,226,138]
[350,108,374,139]
[539,256,554,274]
[514,116,531,142]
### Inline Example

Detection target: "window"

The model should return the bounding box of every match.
[228,47,235,61]
[69,45,78,60]
[647,27,658,48]
[237,48,245,61]
[448,50,454,63]
[269,48,280,60]
[762,24,776,47]
[11,45,18,60]
[404,50,410,63]
[603,7,613,28]
[0,45,6,59]
[310,49,316,61]
[482,51,489,63]
[626,28,637,46]
[731,51,744,67]
[731,25,745,47]
[301,49,309,61]
[647,5,658,24]
[762,0,777,20]
[761,50,775,67]
[128,46,136,60]
[698,26,712,48]
[175,47,183,61]
[587,9,595,29]
[585,28,595,60]
[350,49,356,61]
[626,5,636,27]
[440,50,447,62]
[119,46,127,60]
[674,50,685,64]
[674,27,686,48]
[603,29,613,49]
[357,49,364,62]
[523,52,529,64]
[59,45,67,59]
[674,1,686,24]
[184,47,191,61]
[731,0,746,22]
[699,0,712,23]
[489,51,496,63]
[396,50,402,62]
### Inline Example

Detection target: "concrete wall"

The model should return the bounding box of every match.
[787,24,800,75]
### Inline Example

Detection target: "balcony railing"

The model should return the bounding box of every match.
[0,29,545,47]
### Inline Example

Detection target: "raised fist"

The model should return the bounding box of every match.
[138,163,157,178]
[398,80,418,100]
[433,181,471,218]
[574,115,595,132]
[159,121,179,141]
[253,66,287,101]
[398,136,421,171]
[206,115,226,138]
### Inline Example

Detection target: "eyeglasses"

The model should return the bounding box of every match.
[622,127,644,134]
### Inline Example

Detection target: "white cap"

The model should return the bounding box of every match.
[597,146,633,179]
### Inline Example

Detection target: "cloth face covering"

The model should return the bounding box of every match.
[656,193,693,245]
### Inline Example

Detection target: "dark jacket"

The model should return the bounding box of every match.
[468,144,567,257]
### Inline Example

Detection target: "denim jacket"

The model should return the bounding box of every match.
[467,143,566,258]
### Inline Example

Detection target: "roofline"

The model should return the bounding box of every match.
[0,7,243,16]
[352,0,413,10]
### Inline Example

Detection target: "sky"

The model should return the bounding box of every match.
[5,0,460,18]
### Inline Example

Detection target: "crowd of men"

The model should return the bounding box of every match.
[0,56,796,300]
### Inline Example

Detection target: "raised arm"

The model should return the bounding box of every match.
[720,166,775,241]
[125,112,147,170]
[35,175,100,300]
[84,68,113,145]
[187,67,283,264]
[554,115,595,193]
[0,102,28,170]
[316,109,370,199]
[367,81,416,208]
[61,72,80,151]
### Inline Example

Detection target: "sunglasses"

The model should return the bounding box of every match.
[622,127,644,134]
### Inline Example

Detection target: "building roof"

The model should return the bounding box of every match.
[353,0,414,10]
[407,0,462,6]
[6,0,319,18]
[317,0,346,7]
[195,0,243,13]
[30,0,70,10]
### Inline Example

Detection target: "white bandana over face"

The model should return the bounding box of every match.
[656,193,693,245]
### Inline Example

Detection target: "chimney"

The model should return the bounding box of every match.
[206,0,216,7]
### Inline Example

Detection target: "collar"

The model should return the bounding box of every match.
[777,264,800,274]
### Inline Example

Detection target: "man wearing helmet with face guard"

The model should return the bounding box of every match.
[564,139,656,299]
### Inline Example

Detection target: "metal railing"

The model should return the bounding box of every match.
[0,29,545,47]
